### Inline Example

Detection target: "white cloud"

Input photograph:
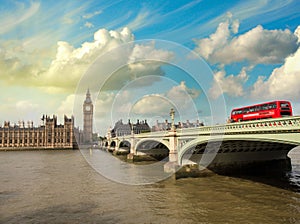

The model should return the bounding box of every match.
[14,100,42,124]
[84,22,94,28]
[126,9,151,31]
[193,19,232,60]
[56,94,75,117]
[0,27,135,92]
[166,81,200,102]
[209,67,249,99]
[131,81,200,117]
[0,27,175,94]
[82,10,102,19]
[194,16,299,65]
[0,1,40,34]
[99,41,174,91]
[128,41,174,68]
[16,100,38,111]
[251,26,300,101]
[131,94,173,116]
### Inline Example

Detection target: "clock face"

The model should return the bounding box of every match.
[85,105,91,111]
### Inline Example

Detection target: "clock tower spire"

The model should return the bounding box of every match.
[83,89,93,143]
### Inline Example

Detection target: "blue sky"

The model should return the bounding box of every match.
[0,0,299,135]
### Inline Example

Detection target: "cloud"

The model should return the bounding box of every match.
[0,1,40,34]
[166,81,200,100]
[13,100,42,124]
[209,67,249,99]
[82,10,102,19]
[126,8,157,31]
[251,26,300,101]
[100,41,174,91]
[0,26,175,94]
[16,100,38,112]
[131,94,173,116]
[132,81,200,117]
[84,22,94,28]
[56,94,76,117]
[193,15,299,65]
[61,5,86,25]
[0,27,134,92]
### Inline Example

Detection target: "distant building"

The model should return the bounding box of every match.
[0,115,77,150]
[152,119,204,131]
[152,120,171,131]
[111,119,151,137]
[177,120,204,128]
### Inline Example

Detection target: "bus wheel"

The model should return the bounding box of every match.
[238,119,242,122]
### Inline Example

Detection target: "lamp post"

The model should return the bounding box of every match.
[170,108,175,131]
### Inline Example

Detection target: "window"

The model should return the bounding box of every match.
[262,104,269,110]
[269,103,277,109]
[280,103,289,108]
[249,107,255,112]
[243,108,249,113]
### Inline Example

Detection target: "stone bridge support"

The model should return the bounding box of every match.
[127,131,137,162]
[164,129,180,173]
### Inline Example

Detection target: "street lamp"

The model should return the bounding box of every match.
[170,108,175,131]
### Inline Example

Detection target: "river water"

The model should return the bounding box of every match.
[1,147,300,224]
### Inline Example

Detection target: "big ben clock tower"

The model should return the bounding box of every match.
[83,89,93,143]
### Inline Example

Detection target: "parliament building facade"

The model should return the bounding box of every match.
[0,115,77,150]
[0,89,96,150]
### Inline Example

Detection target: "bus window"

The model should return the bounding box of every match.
[236,109,242,114]
[269,103,277,109]
[249,107,255,112]
[243,108,249,113]
[262,104,268,110]
[280,103,290,108]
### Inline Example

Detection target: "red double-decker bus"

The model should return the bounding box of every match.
[230,101,293,122]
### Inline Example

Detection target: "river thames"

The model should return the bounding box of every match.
[1,148,300,224]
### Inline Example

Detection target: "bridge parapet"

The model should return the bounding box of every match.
[176,116,300,136]
[112,117,300,141]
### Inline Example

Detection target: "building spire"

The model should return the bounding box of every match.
[84,88,92,104]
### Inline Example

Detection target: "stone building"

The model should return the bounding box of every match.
[111,119,151,137]
[83,89,93,144]
[152,119,204,131]
[0,115,77,150]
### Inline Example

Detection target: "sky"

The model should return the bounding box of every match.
[0,0,299,135]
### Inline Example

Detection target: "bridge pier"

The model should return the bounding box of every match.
[127,131,137,162]
[164,129,180,173]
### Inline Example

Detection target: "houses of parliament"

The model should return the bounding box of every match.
[0,90,94,150]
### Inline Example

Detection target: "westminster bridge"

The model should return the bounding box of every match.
[102,116,300,175]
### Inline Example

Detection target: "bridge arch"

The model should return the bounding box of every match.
[110,141,116,148]
[135,138,170,151]
[178,135,299,167]
[135,138,170,160]
[119,140,131,149]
